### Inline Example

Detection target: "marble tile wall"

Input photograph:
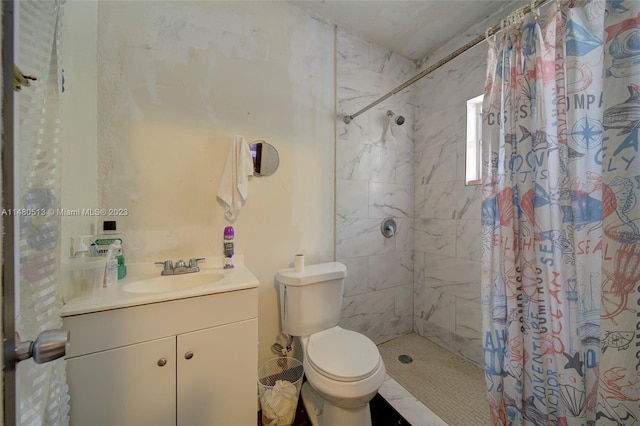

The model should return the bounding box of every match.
[412,44,487,366]
[336,30,415,344]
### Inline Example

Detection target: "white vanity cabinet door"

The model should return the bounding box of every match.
[66,336,176,426]
[177,318,258,426]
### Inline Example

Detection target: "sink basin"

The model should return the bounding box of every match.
[123,272,225,294]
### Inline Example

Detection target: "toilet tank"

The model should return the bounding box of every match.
[276,262,347,337]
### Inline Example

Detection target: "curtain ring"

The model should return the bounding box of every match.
[531,0,540,20]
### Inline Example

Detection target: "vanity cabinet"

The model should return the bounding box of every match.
[66,336,177,426]
[177,319,257,425]
[63,288,258,426]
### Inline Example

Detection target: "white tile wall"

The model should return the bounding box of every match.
[413,43,487,365]
[337,25,487,365]
[336,30,415,343]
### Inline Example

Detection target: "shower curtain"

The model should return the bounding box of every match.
[15,0,70,424]
[481,0,639,424]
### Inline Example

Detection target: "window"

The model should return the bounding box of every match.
[466,94,483,185]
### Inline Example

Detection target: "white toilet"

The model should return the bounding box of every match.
[276,262,386,426]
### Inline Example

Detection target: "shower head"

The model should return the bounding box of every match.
[386,110,405,126]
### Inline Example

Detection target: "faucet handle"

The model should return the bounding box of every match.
[155,260,173,271]
[189,258,205,268]
[155,260,174,275]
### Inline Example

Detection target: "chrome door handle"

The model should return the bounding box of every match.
[15,329,69,364]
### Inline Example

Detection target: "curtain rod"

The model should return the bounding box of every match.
[341,0,552,124]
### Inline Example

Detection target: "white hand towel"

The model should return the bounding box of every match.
[217,135,254,221]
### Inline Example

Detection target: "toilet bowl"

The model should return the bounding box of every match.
[276,262,386,426]
[299,327,386,426]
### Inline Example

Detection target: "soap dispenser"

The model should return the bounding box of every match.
[73,235,93,258]
[103,240,121,287]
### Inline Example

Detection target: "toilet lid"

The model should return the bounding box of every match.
[306,327,380,382]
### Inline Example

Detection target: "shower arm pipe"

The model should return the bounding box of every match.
[341,0,552,124]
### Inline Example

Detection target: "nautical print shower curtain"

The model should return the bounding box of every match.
[481,0,639,424]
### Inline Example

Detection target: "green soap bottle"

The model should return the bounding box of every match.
[117,255,127,279]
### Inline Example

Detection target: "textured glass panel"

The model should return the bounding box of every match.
[15,1,69,424]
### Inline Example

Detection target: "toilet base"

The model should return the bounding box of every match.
[301,382,372,426]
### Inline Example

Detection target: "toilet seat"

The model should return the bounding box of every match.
[306,327,380,382]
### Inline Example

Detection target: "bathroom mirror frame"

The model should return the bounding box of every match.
[250,140,280,177]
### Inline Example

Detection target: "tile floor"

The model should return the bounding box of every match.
[258,374,445,426]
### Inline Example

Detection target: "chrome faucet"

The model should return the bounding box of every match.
[155,258,205,275]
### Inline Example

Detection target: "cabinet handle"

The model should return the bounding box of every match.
[157,358,167,367]
[184,351,194,360]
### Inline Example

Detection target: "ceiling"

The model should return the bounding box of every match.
[290,1,527,61]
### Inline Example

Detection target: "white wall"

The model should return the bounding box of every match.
[413,41,486,366]
[335,30,415,344]
[62,1,336,366]
[61,1,98,259]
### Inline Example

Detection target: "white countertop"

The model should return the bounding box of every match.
[61,256,259,316]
